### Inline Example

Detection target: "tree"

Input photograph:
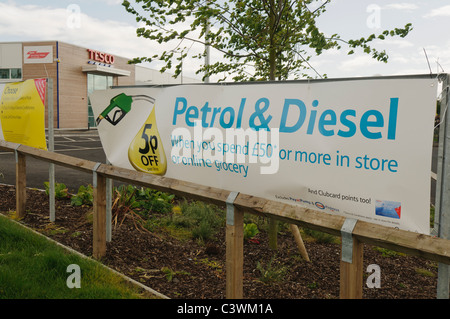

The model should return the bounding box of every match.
[123,0,412,82]
[122,0,412,251]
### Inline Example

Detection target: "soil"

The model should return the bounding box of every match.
[0,184,439,299]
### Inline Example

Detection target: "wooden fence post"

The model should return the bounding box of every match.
[340,219,363,299]
[290,224,310,262]
[93,164,107,259]
[340,237,364,298]
[268,218,278,250]
[15,149,26,219]
[226,192,243,299]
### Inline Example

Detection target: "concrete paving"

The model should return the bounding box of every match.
[0,129,107,193]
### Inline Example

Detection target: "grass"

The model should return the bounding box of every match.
[256,255,287,284]
[415,268,436,277]
[0,214,157,299]
[144,200,225,243]
[372,246,406,258]
[302,227,339,244]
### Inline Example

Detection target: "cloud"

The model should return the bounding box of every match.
[383,3,419,11]
[424,5,450,18]
[338,55,380,71]
[97,0,123,5]
[375,38,414,49]
[0,2,205,79]
[0,3,136,51]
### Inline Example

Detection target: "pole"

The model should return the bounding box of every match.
[15,147,26,219]
[204,2,210,84]
[290,224,310,261]
[340,218,363,299]
[93,163,107,259]
[340,236,364,299]
[106,159,112,242]
[47,78,55,222]
[436,74,450,299]
[225,192,243,298]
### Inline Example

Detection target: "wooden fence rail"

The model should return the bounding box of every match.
[1,139,450,299]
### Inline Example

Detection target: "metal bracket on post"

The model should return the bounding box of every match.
[226,192,239,226]
[92,162,102,187]
[14,144,21,163]
[341,218,358,263]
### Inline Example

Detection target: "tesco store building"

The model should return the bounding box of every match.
[0,41,192,129]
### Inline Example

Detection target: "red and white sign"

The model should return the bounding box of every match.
[26,51,49,59]
[87,49,115,65]
[24,46,53,64]
[34,78,47,105]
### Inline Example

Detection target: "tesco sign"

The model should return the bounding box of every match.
[87,49,115,65]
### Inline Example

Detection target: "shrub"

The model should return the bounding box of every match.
[71,185,93,206]
[244,223,259,241]
[302,227,337,244]
[113,185,174,217]
[256,255,287,284]
[136,187,174,215]
[180,201,224,242]
[44,182,69,199]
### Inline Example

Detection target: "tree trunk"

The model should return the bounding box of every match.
[268,0,277,82]
[267,0,278,249]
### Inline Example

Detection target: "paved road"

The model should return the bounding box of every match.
[0,130,108,193]
[0,130,440,205]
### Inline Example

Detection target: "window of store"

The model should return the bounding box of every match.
[0,68,21,80]
[0,43,22,82]
[11,68,22,79]
[87,73,113,127]
[0,69,8,79]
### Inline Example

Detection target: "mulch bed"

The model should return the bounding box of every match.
[0,184,439,299]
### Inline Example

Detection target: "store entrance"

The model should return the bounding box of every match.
[87,73,113,127]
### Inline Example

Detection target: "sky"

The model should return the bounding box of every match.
[1,0,450,82]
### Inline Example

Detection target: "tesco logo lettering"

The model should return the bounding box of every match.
[87,49,115,65]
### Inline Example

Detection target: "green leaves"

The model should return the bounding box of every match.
[243,223,259,241]
[123,0,413,81]
[44,182,69,200]
[71,185,94,207]
[113,184,175,217]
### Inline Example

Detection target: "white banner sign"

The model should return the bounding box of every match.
[90,77,438,234]
[23,46,53,64]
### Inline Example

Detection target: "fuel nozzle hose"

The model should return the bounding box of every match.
[95,93,155,126]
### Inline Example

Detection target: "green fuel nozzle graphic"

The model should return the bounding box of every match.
[96,92,166,176]
[96,93,155,126]
[96,93,132,126]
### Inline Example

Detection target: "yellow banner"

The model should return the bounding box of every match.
[0,79,47,150]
